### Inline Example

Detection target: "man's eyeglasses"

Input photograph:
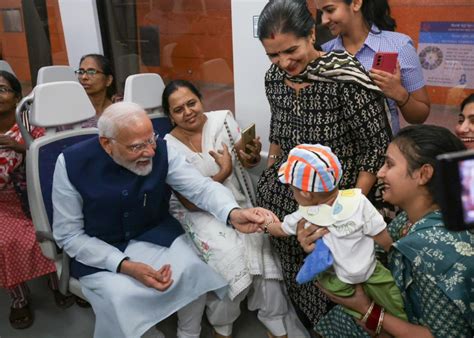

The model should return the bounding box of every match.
[0,87,15,94]
[111,133,159,153]
[75,68,105,76]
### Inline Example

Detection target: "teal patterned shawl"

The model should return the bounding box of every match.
[390,211,474,328]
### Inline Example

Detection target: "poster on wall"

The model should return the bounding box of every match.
[417,22,474,89]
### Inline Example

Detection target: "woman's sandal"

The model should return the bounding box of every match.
[9,304,34,329]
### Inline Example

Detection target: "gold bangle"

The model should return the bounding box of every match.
[361,301,375,323]
[398,91,410,108]
[375,307,385,335]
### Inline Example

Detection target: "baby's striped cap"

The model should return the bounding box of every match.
[278,144,342,192]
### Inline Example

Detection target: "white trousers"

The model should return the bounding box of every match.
[80,238,227,338]
[176,294,206,338]
[206,277,288,336]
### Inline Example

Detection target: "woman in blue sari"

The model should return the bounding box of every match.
[300,125,473,337]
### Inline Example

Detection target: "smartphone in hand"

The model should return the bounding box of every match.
[372,52,398,73]
[241,123,256,154]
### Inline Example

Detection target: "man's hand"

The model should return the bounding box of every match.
[120,261,173,291]
[229,207,280,233]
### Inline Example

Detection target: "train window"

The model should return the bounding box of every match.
[2,8,23,32]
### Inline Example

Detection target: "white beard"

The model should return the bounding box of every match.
[112,155,153,176]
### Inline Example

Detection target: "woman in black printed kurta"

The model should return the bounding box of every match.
[256,0,392,329]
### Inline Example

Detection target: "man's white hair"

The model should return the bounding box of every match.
[98,101,148,138]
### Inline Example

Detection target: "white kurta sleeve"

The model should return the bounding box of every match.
[361,195,387,236]
[281,210,303,235]
[52,154,127,272]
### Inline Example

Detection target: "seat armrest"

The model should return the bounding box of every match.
[59,254,71,295]
[36,230,55,242]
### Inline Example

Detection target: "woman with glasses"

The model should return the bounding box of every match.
[0,71,74,329]
[162,80,294,338]
[75,54,116,127]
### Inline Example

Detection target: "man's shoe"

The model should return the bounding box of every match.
[75,296,92,308]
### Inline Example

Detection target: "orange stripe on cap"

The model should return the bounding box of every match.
[287,154,331,192]
[301,162,312,191]
[297,144,340,182]
[286,155,316,190]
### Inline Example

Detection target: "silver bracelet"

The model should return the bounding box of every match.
[269,154,281,159]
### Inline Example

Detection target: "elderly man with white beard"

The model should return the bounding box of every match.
[52,102,276,338]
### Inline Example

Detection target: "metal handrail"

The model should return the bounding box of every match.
[15,91,35,149]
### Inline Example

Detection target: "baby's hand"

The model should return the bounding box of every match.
[259,218,288,237]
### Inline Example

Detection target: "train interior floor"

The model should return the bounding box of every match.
[0,274,269,338]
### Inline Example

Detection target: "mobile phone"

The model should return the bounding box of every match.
[372,52,398,73]
[241,123,256,155]
[436,149,474,230]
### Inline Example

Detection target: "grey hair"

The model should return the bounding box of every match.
[98,102,147,138]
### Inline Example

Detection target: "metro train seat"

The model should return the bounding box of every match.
[123,73,172,137]
[37,65,77,84]
[0,60,15,75]
[16,81,97,300]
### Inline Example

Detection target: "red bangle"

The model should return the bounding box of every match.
[365,303,382,332]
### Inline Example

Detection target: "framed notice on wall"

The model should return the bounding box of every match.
[2,8,23,32]
[417,22,474,89]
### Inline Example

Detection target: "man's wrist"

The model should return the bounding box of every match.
[116,257,130,273]
[226,207,240,227]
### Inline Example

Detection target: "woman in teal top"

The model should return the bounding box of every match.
[299,125,473,337]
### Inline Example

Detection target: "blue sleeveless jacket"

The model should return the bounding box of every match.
[63,137,184,277]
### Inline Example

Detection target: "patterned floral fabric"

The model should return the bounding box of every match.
[256,51,392,326]
[315,211,474,337]
[0,124,56,288]
[389,211,473,334]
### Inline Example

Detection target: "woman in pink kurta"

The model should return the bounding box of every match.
[0,70,73,329]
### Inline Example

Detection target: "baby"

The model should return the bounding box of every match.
[266,144,407,320]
